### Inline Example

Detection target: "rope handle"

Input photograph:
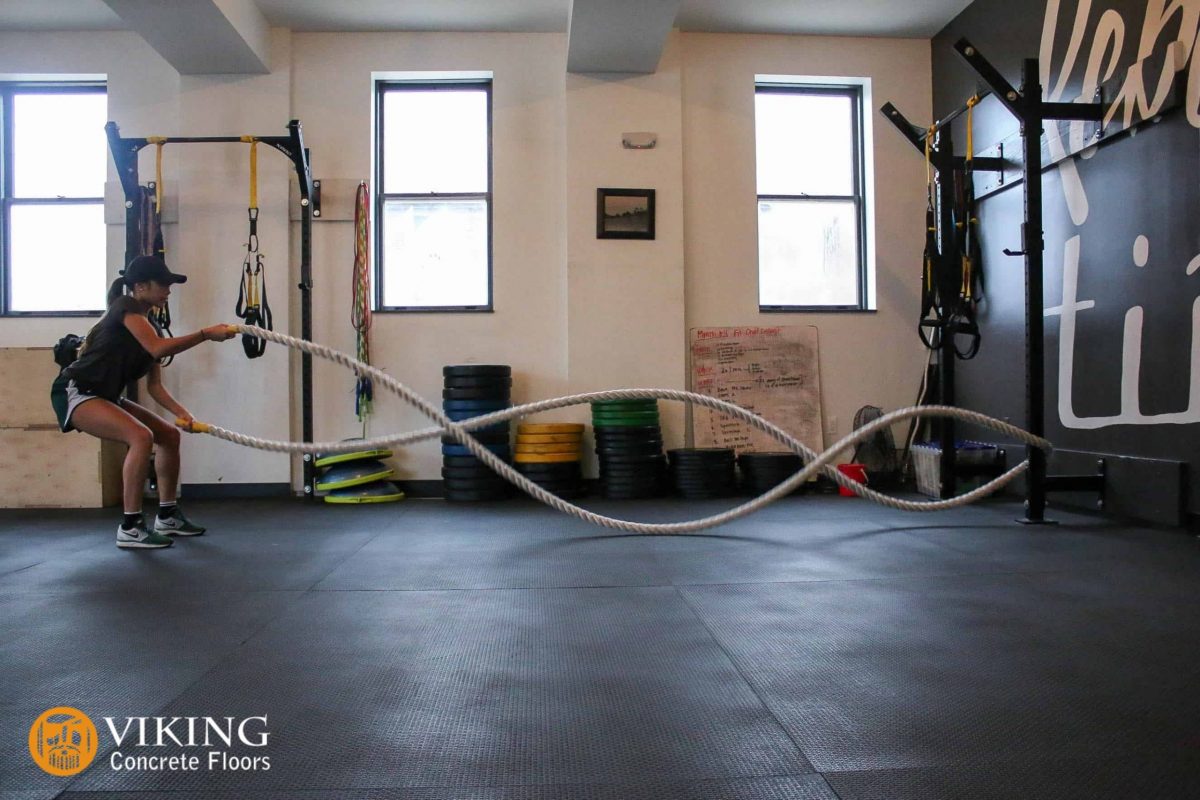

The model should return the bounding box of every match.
[175,418,211,434]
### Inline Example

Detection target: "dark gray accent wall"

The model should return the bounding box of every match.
[931,0,1198,521]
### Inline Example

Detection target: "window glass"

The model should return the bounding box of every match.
[8,203,106,312]
[381,199,489,307]
[13,92,107,198]
[382,90,488,194]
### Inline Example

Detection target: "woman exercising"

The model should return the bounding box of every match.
[51,255,236,549]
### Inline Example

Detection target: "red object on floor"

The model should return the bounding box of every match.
[836,463,868,496]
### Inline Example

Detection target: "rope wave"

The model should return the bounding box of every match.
[181,324,1051,534]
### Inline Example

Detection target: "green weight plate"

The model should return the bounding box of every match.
[593,418,661,428]
[592,409,660,419]
[590,400,659,411]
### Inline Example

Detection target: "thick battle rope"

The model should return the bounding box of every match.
[179,325,1052,534]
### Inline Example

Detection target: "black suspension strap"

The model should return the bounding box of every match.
[951,96,984,360]
[234,137,272,358]
[918,126,943,350]
[141,138,175,362]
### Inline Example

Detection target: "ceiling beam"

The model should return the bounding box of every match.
[567,0,682,74]
[101,0,270,75]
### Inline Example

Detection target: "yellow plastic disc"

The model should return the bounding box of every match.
[514,451,582,464]
[324,490,406,504]
[518,422,585,434]
[515,442,582,455]
[515,433,582,444]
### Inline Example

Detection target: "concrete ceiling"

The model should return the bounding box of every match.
[0,0,973,74]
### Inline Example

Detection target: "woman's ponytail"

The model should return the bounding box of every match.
[106,276,126,306]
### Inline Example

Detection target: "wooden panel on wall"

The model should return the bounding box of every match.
[689,325,824,454]
[0,429,123,508]
[0,348,61,429]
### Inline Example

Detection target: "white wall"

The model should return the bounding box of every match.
[0,31,178,350]
[681,33,933,449]
[0,25,934,489]
[291,32,568,485]
[566,32,688,475]
[0,30,292,486]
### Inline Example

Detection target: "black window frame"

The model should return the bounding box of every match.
[1,81,107,317]
[374,79,494,313]
[755,83,870,313]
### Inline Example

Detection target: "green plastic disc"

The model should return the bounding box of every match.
[316,460,395,491]
[323,480,406,504]
[314,448,394,468]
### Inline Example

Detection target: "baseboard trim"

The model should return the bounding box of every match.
[181,482,293,499]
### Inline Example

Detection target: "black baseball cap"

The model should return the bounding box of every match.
[122,255,187,286]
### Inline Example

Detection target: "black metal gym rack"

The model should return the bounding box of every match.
[105,120,321,497]
[881,38,1106,523]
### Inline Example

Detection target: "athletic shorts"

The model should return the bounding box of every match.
[50,375,104,433]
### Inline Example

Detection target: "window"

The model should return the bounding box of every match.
[375,80,492,311]
[1,83,107,315]
[755,82,870,311]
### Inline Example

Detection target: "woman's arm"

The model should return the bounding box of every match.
[145,363,191,421]
[123,315,235,360]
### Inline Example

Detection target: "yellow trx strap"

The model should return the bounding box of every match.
[241,136,259,211]
[147,136,168,213]
[241,136,260,308]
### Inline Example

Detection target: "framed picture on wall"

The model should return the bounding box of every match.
[596,188,655,240]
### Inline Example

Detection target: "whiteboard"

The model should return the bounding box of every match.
[689,325,823,454]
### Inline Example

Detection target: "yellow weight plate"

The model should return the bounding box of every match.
[515,442,582,454]
[518,422,585,434]
[515,433,582,444]
[514,451,582,464]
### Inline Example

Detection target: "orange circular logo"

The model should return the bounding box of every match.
[29,707,98,776]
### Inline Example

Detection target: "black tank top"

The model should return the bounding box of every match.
[62,295,162,401]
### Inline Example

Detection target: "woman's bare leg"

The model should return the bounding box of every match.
[69,399,153,514]
[120,399,182,504]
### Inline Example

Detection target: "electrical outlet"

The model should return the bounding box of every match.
[828,416,839,439]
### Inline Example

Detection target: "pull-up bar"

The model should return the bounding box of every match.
[879,38,1106,523]
[105,120,320,497]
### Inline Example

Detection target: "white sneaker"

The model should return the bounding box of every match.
[116,523,173,549]
[153,510,206,536]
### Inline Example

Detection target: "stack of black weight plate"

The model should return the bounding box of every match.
[514,423,587,500]
[442,365,513,502]
[668,448,737,499]
[592,400,666,499]
[738,451,805,495]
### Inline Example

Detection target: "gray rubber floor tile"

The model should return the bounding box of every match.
[67,587,811,793]
[0,791,58,800]
[681,571,1200,772]
[315,525,666,590]
[57,773,837,799]
[895,516,1200,573]
[0,523,378,594]
[0,591,298,792]
[825,753,1200,799]
[645,518,1010,585]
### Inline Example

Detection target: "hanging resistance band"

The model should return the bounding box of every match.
[918,126,942,350]
[352,182,373,432]
[234,137,272,358]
